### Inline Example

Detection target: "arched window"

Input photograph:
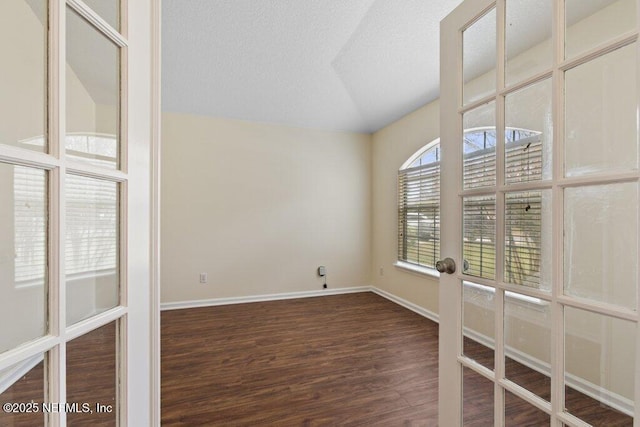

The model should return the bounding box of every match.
[397,139,441,270]
[398,127,543,280]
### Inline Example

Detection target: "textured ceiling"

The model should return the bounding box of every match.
[162,0,463,133]
[161,1,617,134]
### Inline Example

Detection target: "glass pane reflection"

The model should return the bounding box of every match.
[463,282,495,371]
[506,0,553,85]
[505,391,550,426]
[564,307,635,425]
[0,163,47,354]
[0,0,47,152]
[463,366,494,425]
[0,355,46,427]
[505,293,551,401]
[565,0,636,59]
[565,43,637,177]
[66,174,119,326]
[66,7,120,169]
[82,0,120,31]
[564,183,637,310]
[463,8,497,105]
[67,322,118,425]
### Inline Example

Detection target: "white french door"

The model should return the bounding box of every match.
[440,0,639,425]
[0,0,155,425]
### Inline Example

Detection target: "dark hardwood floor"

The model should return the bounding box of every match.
[162,292,633,426]
[0,292,632,426]
[161,293,439,426]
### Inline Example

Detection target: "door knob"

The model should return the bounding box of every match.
[436,258,456,274]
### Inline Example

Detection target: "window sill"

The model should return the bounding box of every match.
[394,261,440,279]
[463,280,549,311]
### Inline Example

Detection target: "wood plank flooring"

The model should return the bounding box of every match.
[0,292,632,426]
[162,292,633,426]
[161,293,440,426]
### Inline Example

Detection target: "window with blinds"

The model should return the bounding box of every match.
[398,128,543,284]
[398,143,440,269]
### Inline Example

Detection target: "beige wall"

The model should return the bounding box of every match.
[370,101,440,314]
[161,112,371,303]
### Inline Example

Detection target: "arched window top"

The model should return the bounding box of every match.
[463,126,541,155]
[401,139,440,170]
[400,127,541,171]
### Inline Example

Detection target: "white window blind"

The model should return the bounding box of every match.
[398,144,440,269]
[65,174,118,276]
[13,166,47,285]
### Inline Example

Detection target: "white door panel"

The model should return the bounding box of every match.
[440,1,639,425]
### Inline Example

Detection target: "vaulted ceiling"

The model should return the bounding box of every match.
[162,0,463,133]
[161,0,617,134]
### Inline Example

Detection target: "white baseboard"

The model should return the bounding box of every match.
[160,286,371,311]
[370,287,439,323]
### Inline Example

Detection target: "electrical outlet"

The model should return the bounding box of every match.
[379,267,384,276]
[199,273,208,284]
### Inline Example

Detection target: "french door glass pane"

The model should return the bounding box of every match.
[463,195,496,279]
[0,354,46,427]
[463,366,494,425]
[565,0,636,60]
[463,282,495,371]
[564,183,637,310]
[65,174,119,326]
[463,8,496,105]
[564,307,635,424]
[505,79,552,184]
[505,390,550,426]
[67,321,118,425]
[505,190,551,291]
[0,163,47,354]
[463,103,496,189]
[565,43,638,177]
[66,7,120,170]
[504,294,551,401]
[0,0,47,153]
[82,0,120,31]
[505,0,552,86]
